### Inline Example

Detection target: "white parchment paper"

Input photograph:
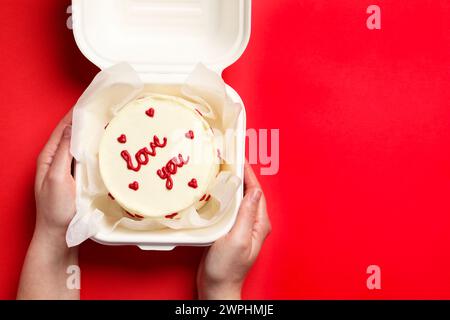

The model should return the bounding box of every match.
[66,63,242,247]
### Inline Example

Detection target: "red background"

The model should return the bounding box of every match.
[1,0,450,299]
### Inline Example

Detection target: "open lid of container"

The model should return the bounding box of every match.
[72,0,251,80]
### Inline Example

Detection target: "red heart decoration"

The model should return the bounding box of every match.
[128,181,139,190]
[188,178,198,189]
[195,109,203,117]
[145,108,155,117]
[117,134,127,143]
[165,212,178,219]
[185,130,194,139]
[125,211,135,218]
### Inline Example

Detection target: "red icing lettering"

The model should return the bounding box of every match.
[205,195,211,201]
[120,135,167,172]
[135,149,149,165]
[157,154,190,190]
[199,194,206,201]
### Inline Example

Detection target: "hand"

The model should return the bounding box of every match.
[17,109,79,300]
[34,109,75,238]
[197,161,271,300]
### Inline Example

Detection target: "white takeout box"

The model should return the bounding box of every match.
[71,0,250,250]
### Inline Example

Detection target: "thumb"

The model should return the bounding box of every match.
[48,125,73,179]
[229,188,262,240]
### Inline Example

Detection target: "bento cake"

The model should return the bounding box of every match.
[99,94,219,218]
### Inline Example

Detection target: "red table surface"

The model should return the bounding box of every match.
[1,0,450,299]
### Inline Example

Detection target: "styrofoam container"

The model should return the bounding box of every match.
[71,0,250,250]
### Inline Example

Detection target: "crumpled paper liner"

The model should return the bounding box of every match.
[66,63,242,247]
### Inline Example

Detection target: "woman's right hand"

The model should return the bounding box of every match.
[197,161,271,299]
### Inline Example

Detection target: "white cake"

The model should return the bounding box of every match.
[99,94,219,218]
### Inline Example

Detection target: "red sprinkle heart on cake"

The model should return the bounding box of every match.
[185,130,194,139]
[188,179,198,189]
[117,134,127,143]
[128,181,139,190]
[125,211,135,218]
[165,212,178,219]
[145,107,155,117]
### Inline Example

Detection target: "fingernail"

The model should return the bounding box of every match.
[63,125,72,138]
[250,189,262,203]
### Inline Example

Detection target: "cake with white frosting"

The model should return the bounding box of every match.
[99,93,219,218]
